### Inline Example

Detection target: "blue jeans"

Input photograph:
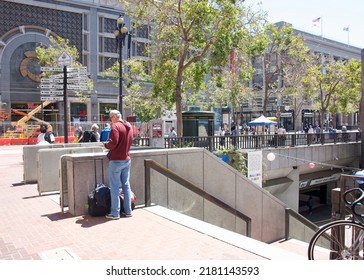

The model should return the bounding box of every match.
[108,160,132,216]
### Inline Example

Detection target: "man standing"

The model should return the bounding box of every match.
[168,126,177,147]
[104,110,133,219]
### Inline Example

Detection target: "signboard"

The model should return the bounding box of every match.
[67,78,88,83]
[58,51,72,67]
[67,85,88,90]
[40,67,63,72]
[40,78,54,83]
[40,90,63,95]
[152,123,163,137]
[247,150,262,187]
[41,96,64,101]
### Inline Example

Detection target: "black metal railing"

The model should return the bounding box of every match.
[163,131,360,151]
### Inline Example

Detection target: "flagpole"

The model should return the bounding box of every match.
[347,27,349,46]
[320,16,323,39]
[343,26,349,47]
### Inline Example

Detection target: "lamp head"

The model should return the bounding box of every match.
[117,16,124,25]
[121,26,128,34]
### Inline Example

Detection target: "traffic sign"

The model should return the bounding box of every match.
[58,51,72,67]
[41,96,64,101]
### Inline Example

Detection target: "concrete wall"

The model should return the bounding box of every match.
[23,142,104,183]
[60,148,289,243]
[37,146,104,195]
[262,143,360,210]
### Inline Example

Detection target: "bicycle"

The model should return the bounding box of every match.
[308,187,364,260]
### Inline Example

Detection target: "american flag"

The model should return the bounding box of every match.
[312,17,320,23]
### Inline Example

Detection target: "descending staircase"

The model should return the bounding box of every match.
[270,238,309,258]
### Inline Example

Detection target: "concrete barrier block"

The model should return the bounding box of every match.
[60,153,108,216]
[37,146,104,195]
[23,142,104,183]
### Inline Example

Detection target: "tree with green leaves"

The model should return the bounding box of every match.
[257,23,311,119]
[302,57,361,129]
[36,36,93,103]
[103,57,165,122]
[121,0,251,136]
[281,40,315,130]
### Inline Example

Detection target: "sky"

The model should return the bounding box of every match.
[244,0,364,49]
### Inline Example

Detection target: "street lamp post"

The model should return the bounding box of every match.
[114,15,128,115]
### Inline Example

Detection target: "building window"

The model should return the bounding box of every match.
[132,41,148,57]
[70,102,87,122]
[104,17,117,33]
[99,103,117,121]
[83,14,88,31]
[83,34,88,51]
[104,37,116,53]
[134,24,149,39]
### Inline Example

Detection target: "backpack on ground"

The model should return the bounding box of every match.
[44,131,55,143]
[81,130,96,142]
[120,190,136,214]
[88,183,111,216]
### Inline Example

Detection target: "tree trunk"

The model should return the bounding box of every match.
[176,70,183,137]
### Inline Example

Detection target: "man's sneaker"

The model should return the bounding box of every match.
[121,212,132,218]
[105,213,120,220]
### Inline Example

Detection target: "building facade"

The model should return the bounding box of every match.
[0,1,361,136]
[241,21,362,132]
[0,0,148,135]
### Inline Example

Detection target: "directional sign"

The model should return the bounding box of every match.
[67,66,87,72]
[40,78,54,83]
[67,72,87,78]
[40,84,54,89]
[40,90,63,95]
[67,78,88,83]
[40,67,63,72]
[67,85,88,90]
[41,96,64,101]
[50,73,64,79]
[58,51,72,67]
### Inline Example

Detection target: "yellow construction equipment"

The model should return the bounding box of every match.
[2,101,53,138]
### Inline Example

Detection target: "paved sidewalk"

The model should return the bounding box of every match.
[0,145,302,260]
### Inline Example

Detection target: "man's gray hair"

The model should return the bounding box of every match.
[109,110,121,119]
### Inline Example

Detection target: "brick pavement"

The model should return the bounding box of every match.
[0,145,303,260]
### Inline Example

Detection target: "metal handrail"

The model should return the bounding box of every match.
[144,159,252,237]
[164,131,361,151]
[285,208,319,240]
